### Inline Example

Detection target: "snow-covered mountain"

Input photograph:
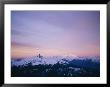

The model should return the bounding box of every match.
[11,56,100,67]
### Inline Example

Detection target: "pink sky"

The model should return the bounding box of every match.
[11,11,100,58]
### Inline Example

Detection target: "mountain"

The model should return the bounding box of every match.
[11,56,100,77]
[11,56,100,66]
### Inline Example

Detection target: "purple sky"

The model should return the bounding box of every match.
[11,11,100,58]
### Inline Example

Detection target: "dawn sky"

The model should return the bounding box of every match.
[11,11,100,58]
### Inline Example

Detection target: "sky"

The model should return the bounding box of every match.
[11,11,100,58]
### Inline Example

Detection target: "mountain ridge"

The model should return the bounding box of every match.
[11,56,100,66]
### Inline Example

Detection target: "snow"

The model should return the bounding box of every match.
[11,56,100,66]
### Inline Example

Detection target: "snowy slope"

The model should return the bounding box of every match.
[11,56,100,66]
